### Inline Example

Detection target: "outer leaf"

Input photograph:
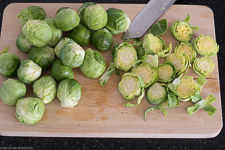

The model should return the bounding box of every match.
[99,63,115,87]
[149,19,168,36]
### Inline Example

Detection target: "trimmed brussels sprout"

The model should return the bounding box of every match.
[192,35,219,56]
[55,8,80,31]
[33,76,56,104]
[60,42,85,68]
[0,79,26,105]
[29,46,55,70]
[44,17,63,47]
[51,60,74,82]
[147,83,167,105]
[193,56,215,77]
[144,54,158,68]
[106,8,131,35]
[80,48,106,79]
[57,79,81,108]
[15,97,45,125]
[113,42,137,71]
[158,63,176,83]
[16,32,33,53]
[17,6,46,25]
[69,24,91,46]
[132,63,158,88]
[22,20,52,47]
[84,5,107,30]
[92,28,113,51]
[78,2,96,23]
[17,59,42,84]
[54,38,74,58]
[174,42,196,63]
[56,7,70,14]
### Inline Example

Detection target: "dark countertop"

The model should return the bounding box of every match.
[0,0,224,149]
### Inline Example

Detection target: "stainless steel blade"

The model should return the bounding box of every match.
[122,0,176,40]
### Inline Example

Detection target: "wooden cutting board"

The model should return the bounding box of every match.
[0,3,222,138]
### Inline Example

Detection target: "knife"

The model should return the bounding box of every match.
[122,0,176,40]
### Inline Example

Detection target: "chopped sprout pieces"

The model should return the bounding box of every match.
[147,83,167,105]
[158,63,176,83]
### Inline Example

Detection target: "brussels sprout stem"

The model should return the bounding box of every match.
[99,63,115,87]
[0,46,9,55]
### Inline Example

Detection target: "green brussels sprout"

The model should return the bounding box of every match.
[69,24,91,46]
[0,79,26,105]
[80,48,106,79]
[29,46,55,70]
[113,42,137,71]
[192,35,219,56]
[17,6,46,25]
[84,5,107,30]
[57,79,81,108]
[44,17,63,47]
[144,54,158,68]
[54,38,75,58]
[33,76,56,104]
[193,56,215,77]
[174,42,196,63]
[51,60,74,82]
[55,8,80,31]
[56,7,70,14]
[147,83,167,105]
[17,59,42,84]
[60,42,85,68]
[16,32,33,53]
[106,8,131,35]
[132,63,158,88]
[22,20,52,47]
[158,63,176,83]
[15,97,45,125]
[78,2,96,23]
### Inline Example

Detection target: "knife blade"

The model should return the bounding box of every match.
[122,0,176,40]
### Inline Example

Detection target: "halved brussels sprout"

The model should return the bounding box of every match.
[15,97,45,125]
[158,63,176,83]
[17,6,46,25]
[57,79,81,108]
[193,56,215,77]
[144,54,158,68]
[192,35,219,56]
[113,42,137,71]
[56,7,70,14]
[106,8,131,35]
[16,32,33,53]
[0,79,26,105]
[174,42,196,63]
[147,83,167,105]
[80,48,106,79]
[78,2,96,24]
[54,38,75,58]
[17,59,42,84]
[33,76,56,104]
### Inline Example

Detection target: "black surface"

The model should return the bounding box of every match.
[0,0,224,149]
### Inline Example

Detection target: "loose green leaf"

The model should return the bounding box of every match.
[99,63,115,87]
[149,19,168,36]
[168,91,179,108]
[203,105,217,116]
[0,47,9,55]
[124,88,145,107]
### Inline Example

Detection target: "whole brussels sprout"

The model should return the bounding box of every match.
[147,83,167,105]
[92,28,113,51]
[106,8,131,35]
[193,56,215,77]
[22,20,52,47]
[16,32,33,53]
[29,46,55,70]
[158,63,176,83]
[80,48,106,79]
[17,6,46,25]
[57,79,81,108]
[78,2,96,23]
[33,76,56,104]
[15,97,45,125]
[56,7,70,14]
[54,38,75,58]
[84,5,107,30]
[51,60,74,82]
[69,24,91,46]
[0,79,26,105]
[17,59,42,84]
[174,42,196,63]
[55,8,80,31]
[60,43,85,68]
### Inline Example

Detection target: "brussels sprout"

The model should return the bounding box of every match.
[22,20,52,47]
[132,63,158,88]
[192,35,219,56]
[0,79,26,105]
[17,6,46,25]
[69,24,91,46]
[80,48,106,79]
[92,28,113,51]
[55,8,80,31]
[33,76,56,104]
[84,5,107,30]
[54,38,75,58]
[193,56,215,77]
[15,97,45,125]
[56,7,70,14]
[147,83,167,105]
[158,63,176,83]
[78,2,96,23]
[144,54,158,68]
[174,42,196,63]
[17,59,42,84]
[16,32,33,53]
[113,42,137,71]
[106,8,131,35]
[60,43,85,68]
[44,17,63,47]
[57,79,81,108]
[51,60,74,82]
[29,46,55,70]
